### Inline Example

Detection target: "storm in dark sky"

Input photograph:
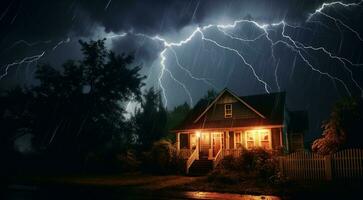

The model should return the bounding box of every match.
[1,0,363,142]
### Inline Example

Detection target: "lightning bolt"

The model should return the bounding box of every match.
[307,0,363,42]
[0,38,71,81]
[0,51,45,80]
[287,38,363,96]
[105,0,112,10]
[2,1,363,108]
[168,47,218,90]
[8,40,52,49]
[52,37,71,51]
[275,59,281,92]
[271,21,353,96]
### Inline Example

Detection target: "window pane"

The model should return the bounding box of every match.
[259,131,270,149]
[261,141,269,149]
[247,132,254,141]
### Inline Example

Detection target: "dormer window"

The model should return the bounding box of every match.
[224,104,232,118]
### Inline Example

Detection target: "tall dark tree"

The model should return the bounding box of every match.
[165,102,190,140]
[133,88,167,149]
[11,39,145,166]
[312,97,363,155]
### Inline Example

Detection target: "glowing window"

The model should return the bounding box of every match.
[246,132,255,149]
[260,131,270,149]
[244,129,271,150]
[224,104,232,118]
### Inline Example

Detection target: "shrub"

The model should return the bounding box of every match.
[218,148,280,181]
[115,150,140,172]
[219,155,238,170]
[142,139,184,174]
[84,149,141,173]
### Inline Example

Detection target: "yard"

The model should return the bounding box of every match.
[7,173,362,200]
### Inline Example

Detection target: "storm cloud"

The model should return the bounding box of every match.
[1,0,363,142]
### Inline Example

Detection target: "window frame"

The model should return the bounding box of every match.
[244,129,272,150]
[224,104,233,118]
[245,131,256,150]
[259,130,272,150]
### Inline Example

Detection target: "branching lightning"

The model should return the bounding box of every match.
[0,38,71,81]
[307,0,363,42]
[0,51,45,80]
[2,1,363,107]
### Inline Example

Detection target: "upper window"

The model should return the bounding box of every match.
[224,104,232,118]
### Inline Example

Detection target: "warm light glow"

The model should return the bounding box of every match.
[196,131,200,138]
[245,128,271,150]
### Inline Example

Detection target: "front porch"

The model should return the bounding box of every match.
[176,128,282,174]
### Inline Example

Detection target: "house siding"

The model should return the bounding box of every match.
[271,128,281,150]
[205,93,259,121]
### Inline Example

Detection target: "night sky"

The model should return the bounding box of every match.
[1,0,363,142]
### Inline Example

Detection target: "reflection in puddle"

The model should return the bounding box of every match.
[184,191,281,200]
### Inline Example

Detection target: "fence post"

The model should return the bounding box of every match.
[279,156,284,176]
[324,155,332,181]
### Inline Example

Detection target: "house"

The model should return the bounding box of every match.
[173,88,306,174]
[286,110,308,152]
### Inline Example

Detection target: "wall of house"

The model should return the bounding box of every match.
[288,132,304,152]
[271,128,282,150]
[205,93,259,121]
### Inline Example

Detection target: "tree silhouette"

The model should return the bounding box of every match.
[1,39,145,169]
[133,87,167,149]
[312,97,363,155]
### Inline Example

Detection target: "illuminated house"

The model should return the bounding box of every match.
[173,88,306,174]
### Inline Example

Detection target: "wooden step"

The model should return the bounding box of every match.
[188,159,213,176]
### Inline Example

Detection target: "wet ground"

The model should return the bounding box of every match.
[6,184,281,200]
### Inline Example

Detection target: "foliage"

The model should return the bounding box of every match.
[217,148,279,180]
[142,139,184,174]
[0,39,145,172]
[312,97,363,155]
[165,102,190,140]
[133,87,167,149]
[84,149,140,173]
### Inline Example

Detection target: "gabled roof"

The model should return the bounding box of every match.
[173,89,286,131]
[193,88,266,123]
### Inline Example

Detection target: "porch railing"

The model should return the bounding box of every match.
[179,149,193,159]
[213,148,223,168]
[186,146,198,174]
[223,149,243,157]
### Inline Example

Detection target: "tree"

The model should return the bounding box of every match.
[166,103,190,131]
[312,97,363,155]
[9,39,145,164]
[133,88,167,149]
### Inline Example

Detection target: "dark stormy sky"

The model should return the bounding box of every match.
[1,0,363,142]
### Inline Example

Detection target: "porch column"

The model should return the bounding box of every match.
[176,132,180,152]
[210,132,214,159]
[233,132,236,149]
[279,128,283,147]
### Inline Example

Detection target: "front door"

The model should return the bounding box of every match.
[199,132,210,158]
[213,132,222,156]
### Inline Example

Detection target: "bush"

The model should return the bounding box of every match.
[84,149,141,173]
[142,139,184,174]
[218,148,280,181]
[219,155,238,170]
[115,150,140,172]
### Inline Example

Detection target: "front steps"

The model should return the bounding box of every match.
[188,158,213,176]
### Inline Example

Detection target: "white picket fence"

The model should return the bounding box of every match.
[279,149,363,181]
